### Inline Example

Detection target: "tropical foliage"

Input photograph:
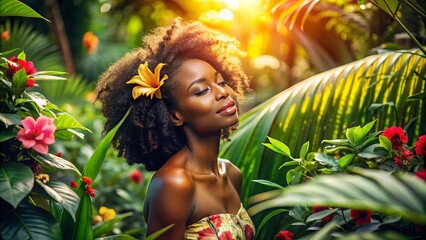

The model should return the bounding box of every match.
[1,0,425,239]
[0,46,136,239]
[220,49,426,238]
[249,121,425,239]
[0,2,139,240]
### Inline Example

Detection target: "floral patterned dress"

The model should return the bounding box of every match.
[184,204,255,240]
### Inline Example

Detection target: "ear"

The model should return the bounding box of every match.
[170,110,184,126]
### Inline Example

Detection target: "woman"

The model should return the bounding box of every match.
[96,18,254,239]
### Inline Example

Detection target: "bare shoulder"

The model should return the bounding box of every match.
[144,164,195,216]
[219,158,242,193]
[149,165,195,199]
[144,165,195,237]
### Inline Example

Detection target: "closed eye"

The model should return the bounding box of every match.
[194,87,211,96]
[218,81,227,86]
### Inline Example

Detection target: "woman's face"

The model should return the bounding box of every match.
[171,58,238,133]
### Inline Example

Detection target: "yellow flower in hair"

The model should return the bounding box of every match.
[126,62,168,99]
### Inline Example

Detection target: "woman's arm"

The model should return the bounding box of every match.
[145,168,195,239]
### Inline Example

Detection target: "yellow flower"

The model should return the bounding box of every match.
[126,62,168,99]
[36,173,50,184]
[99,206,116,221]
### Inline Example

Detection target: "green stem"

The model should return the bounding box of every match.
[374,0,426,56]
[401,0,426,17]
[393,16,426,56]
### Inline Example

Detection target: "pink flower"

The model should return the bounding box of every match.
[275,230,294,240]
[381,126,408,150]
[17,115,56,154]
[129,169,142,184]
[415,171,426,182]
[7,56,38,88]
[415,135,426,157]
[350,209,371,225]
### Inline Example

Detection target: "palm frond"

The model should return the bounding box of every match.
[220,50,425,239]
[0,20,64,71]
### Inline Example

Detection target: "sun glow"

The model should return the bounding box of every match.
[223,0,239,10]
[219,8,234,21]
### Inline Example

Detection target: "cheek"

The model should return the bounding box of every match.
[226,86,236,99]
[184,97,214,116]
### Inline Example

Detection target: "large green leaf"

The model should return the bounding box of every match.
[82,107,131,180]
[0,113,22,127]
[74,194,93,240]
[62,108,131,240]
[93,212,133,238]
[0,162,34,208]
[145,224,175,240]
[54,112,91,141]
[36,180,80,221]
[0,199,61,240]
[220,51,425,238]
[0,0,48,21]
[95,235,138,240]
[249,168,426,224]
[33,152,82,177]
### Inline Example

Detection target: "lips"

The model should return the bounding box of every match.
[217,99,236,114]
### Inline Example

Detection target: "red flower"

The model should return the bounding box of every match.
[415,135,426,157]
[82,176,93,185]
[129,169,142,184]
[350,209,371,225]
[275,230,294,240]
[244,224,254,239]
[7,56,38,88]
[381,126,408,150]
[17,115,56,154]
[55,152,62,157]
[415,171,426,182]
[84,185,96,198]
[393,148,413,167]
[70,180,78,188]
[26,79,35,88]
[312,205,335,223]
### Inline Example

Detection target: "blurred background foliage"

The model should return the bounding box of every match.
[1,0,425,239]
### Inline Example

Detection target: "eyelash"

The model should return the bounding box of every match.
[195,87,211,96]
[194,81,227,96]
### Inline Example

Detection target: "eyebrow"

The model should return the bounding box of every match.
[187,77,206,92]
[186,72,219,92]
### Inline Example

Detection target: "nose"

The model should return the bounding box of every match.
[214,83,229,100]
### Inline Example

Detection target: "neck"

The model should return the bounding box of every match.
[183,127,222,175]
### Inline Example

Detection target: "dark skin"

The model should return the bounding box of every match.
[143,59,243,239]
